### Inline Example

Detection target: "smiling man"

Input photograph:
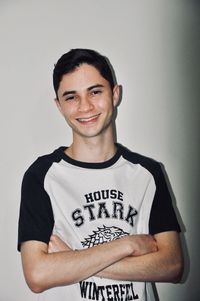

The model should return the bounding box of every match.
[18,49,183,301]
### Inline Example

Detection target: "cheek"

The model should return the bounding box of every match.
[61,104,75,118]
[97,97,113,110]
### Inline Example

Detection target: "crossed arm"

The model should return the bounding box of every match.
[20,231,183,293]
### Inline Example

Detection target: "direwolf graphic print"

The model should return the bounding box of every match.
[81,225,129,248]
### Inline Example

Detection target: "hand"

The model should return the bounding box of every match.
[48,235,72,254]
[123,234,158,256]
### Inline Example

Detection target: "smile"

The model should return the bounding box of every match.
[76,113,101,124]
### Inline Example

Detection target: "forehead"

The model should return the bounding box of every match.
[58,64,109,92]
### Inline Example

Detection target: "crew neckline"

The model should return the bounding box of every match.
[56,143,122,169]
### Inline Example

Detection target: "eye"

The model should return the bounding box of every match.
[65,95,76,101]
[91,89,102,96]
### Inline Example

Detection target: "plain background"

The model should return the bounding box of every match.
[0,1,199,300]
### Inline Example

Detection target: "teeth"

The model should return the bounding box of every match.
[77,114,99,122]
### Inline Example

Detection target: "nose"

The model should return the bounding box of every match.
[78,95,94,112]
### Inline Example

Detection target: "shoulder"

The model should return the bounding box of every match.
[118,144,171,197]
[118,143,163,177]
[23,147,65,181]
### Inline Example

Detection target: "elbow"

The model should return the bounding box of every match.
[172,262,184,283]
[26,278,45,294]
[24,266,75,293]
[29,284,44,294]
[169,258,184,283]
[24,269,47,294]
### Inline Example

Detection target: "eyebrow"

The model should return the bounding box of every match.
[62,84,104,97]
[88,84,104,91]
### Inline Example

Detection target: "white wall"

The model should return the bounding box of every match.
[0,0,199,300]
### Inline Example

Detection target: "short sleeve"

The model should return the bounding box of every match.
[18,167,54,251]
[149,164,181,235]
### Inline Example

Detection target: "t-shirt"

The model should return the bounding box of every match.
[18,143,181,301]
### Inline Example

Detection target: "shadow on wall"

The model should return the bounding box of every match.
[161,165,189,286]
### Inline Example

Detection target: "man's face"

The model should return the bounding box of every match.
[56,64,119,141]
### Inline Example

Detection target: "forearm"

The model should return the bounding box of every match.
[97,231,183,283]
[21,238,132,293]
[97,248,182,282]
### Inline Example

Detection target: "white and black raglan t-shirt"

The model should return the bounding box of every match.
[18,144,180,301]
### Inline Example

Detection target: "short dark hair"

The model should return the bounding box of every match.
[53,48,115,99]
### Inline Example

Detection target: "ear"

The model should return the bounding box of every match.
[54,98,64,116]
[112,85,120,107]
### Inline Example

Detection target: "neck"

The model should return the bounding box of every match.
[65,130,116,163]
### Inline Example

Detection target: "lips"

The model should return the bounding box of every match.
[76,113,101,124]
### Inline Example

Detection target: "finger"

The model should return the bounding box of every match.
[48,241,53,253]
[50,234,59,241]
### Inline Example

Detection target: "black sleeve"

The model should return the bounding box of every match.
[149,163,181,235]
[18,166,54,251]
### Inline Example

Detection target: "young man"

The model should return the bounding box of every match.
[18,49,183,301]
